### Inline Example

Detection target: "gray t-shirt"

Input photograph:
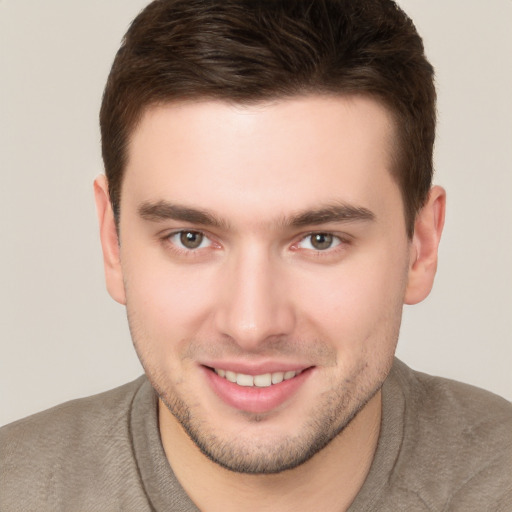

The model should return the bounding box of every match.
[1,359,511,511]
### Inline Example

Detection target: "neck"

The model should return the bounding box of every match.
[159,391,381,512]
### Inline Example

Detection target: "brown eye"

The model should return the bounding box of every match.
[296,232,342,252]
[179,231,204,249]
[310,233,334,250]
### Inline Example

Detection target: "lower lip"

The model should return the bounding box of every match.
[203,366,312,414]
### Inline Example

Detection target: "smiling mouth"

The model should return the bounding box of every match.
[208,367,306,388]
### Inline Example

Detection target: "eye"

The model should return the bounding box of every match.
[168,230,212,250]
[297,233,342,251]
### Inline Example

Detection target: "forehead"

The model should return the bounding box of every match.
[122,95,401,227]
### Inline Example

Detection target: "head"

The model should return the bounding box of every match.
[95,0,445,474]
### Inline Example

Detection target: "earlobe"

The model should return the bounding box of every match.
[93,175,127,305]
[404,185,446,305]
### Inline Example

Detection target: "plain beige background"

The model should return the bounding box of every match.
[1,0,511,426]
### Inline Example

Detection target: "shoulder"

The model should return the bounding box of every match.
[0,376,152,509]
[1,376,146,448]
[392,359,512,441]
[390,360,512,509]
[394,356,511,405]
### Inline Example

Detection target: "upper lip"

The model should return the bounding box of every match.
[201,361,313,375]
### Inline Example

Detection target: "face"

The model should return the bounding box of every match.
[114,95,412,473]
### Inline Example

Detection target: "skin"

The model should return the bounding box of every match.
[95,95,445,511]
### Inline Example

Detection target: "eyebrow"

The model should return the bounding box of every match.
[289,204,375,227]
[138,201,228,228]
[137,200,375,229]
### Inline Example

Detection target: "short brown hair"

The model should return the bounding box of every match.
[100,0,436,236]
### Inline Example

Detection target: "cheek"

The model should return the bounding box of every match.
[293,248,408,349]
[122,255,219,350]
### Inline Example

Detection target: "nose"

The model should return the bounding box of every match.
[214,245,296,351]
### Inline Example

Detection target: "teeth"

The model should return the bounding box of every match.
[236,373,254,387]
[271,372,284,384]
[253,373,272,387]
[225,370,237,383]
[214,368,301,387]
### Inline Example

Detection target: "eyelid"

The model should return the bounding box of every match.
[174,230,211,249]
[292,231,352,252]
[162,228,220,252]
[159,228,351,256]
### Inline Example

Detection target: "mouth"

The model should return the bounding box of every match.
[210,367,304,388]
[203,365,313,414]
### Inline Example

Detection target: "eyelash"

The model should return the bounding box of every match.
[294,233,344,251]
[163,230,216,255]
[161,230,350,257]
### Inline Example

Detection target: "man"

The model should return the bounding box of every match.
[1,0,511,510]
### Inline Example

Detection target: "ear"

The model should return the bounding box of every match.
[93,175,126,305]
[404,185,446,305]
